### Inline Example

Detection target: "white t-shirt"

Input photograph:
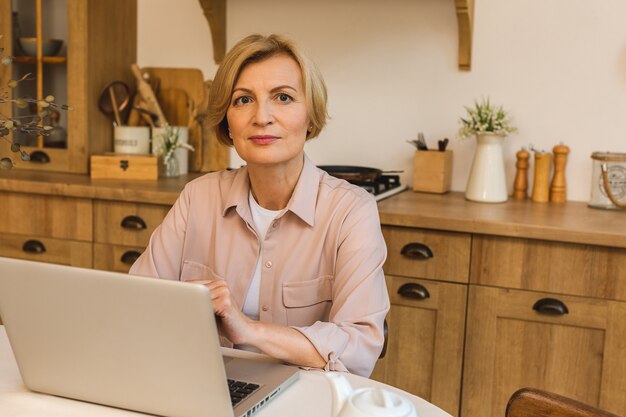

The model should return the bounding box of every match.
[241,192,285,320]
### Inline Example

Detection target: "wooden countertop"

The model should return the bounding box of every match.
[378,190,626,249]
[2,171,625,248]
[0,170,199,205]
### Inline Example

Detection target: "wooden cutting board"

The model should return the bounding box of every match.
[140,67,229,172]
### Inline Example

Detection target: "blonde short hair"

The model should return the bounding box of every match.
[207,34,328,146]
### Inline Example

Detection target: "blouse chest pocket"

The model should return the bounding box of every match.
[282,275,333,327]
[180,260,224,282]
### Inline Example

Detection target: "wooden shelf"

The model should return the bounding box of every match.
[197,0,474,70]
[12,56,67,64]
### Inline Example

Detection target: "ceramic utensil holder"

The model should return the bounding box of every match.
[113,126,150,154]
[412,150,452,194]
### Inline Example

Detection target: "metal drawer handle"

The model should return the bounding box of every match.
[29,150,50,163]
[533,298,569,316]
[22,240,46,254]
[120,251,141,265]
[397,283,430,300]
[400,242,433,259]
[121,215,147,230]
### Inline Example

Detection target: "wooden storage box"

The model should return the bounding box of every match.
[412,150,452,194]
[90,154,159,180]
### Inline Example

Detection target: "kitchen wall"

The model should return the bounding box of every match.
[138,0,626,202]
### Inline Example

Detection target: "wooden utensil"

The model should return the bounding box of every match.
[98,81,130,126]
[130,64,168,127]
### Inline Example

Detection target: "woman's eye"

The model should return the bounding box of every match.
[233,96,252,106]
[276,93,293,103]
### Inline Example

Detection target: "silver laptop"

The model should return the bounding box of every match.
[0,257,299,417]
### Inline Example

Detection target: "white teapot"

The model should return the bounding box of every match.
[327,372,418,417]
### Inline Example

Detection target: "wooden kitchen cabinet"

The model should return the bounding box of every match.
[461,285,626,417]
[92,200,171,272]
[372,225,470,416]
[371,275,467,417]
[0,0,136,173]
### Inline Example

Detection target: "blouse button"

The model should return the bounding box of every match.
[265,260,273,268]
[262,305,269,312]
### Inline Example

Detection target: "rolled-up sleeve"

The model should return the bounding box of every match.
[293,197,389,377]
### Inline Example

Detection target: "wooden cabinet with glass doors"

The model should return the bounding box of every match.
[0,0,136,173]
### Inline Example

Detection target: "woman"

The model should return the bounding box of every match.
[130,34,389,377]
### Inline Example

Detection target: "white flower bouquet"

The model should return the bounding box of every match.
[153,126,195,166]
[458,98,517,139]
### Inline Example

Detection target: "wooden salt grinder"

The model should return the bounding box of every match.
[550,143,570,203]
[531,151,552,203]
[513,148,530,199]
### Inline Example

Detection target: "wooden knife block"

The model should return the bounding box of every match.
[412,150,453,194]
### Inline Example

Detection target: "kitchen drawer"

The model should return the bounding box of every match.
[0,233,92,267]
[382,226,471,283]
[93,243,145,273]
[93,201,171,246]
[0,191,92,241]
[471,235,626,301]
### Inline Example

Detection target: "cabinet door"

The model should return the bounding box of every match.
[371,276,467,416]
[461,286,626,417]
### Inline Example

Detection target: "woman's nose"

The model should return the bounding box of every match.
[252,101,274,126]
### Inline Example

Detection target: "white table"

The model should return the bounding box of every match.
[0,327,451,417]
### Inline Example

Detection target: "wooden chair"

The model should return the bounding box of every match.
[506,388,621,417]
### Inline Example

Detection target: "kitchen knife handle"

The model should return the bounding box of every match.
[532,298,569,316]
[121,250,141,265]
[398,283,430,300]
[121,215,147,231]
[400,242,433,260]
[22,239,46,254]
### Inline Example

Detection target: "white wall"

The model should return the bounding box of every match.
[138,0,626,202]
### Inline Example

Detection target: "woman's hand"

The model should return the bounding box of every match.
[190,279,252,345]
[189,279,325,369]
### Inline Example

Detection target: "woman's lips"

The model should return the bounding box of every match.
[249,135,279,145]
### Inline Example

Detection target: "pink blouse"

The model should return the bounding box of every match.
[129,155,390,377]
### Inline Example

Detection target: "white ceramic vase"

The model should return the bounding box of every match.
[465,132,508,203]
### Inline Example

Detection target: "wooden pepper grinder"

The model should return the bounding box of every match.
[513,148,530,199]
[531,150,552,203]
[550,143,570,203]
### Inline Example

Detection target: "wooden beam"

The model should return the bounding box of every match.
[455,0,474,71]
[198,0,226,64]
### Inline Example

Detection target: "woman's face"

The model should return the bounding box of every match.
[226,53,310,170]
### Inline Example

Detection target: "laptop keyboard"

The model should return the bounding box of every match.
[228,379,260,406]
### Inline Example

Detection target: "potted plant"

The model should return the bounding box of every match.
[458,98,517,203]
[152,126,195,177]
